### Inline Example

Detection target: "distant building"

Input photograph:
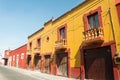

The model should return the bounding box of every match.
[9,44,27,69]
[3,49,11,65]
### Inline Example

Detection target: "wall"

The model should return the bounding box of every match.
[9,44,27,69]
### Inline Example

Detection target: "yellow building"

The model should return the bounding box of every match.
[27,0,120,80]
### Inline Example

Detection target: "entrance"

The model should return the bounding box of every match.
[27,55,31,69]
[84,46,114,80]
[34,54,41,71]
[44,55,51,73]
[57,53,68,76]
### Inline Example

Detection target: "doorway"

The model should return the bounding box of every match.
[84,46,114,80]
[44,55,51,73]
[56,53,68,76]
[34,54,41,71]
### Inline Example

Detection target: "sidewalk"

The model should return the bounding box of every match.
[3,65,77,80]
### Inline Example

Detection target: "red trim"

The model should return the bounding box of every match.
[41,54,44,72]
[51,66,56,75]
[68,48,71,78]
[83,6,103,31]
[80,49,85,80]
[113,67,120,80]
[116,4,120,26]
[115,0,120,5]
[70,67,80,79]
[82,41,115,50]
[80,41,120,80]
[56,24,68,50]
[55,48,71,77]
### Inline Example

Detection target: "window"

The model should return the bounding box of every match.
[59,27,66,40]
[13,55,15,61]
[88,12,100,29]
[21,53,24,59]
[9,56,12,61]
[83,7,102,31]
[29,42,32,50]
[37,38,41,48]
[16,54,19,60]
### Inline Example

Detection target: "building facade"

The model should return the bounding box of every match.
[27,0,120,80]
[9,44,27,69]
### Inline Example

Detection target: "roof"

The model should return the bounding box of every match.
[28,27,44,39]
[53,0,89,22]
[10,44,27,53]
[28,0,89,38]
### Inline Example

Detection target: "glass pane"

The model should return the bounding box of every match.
[88,12,100,29]
[88,16,94,29]
[60,27,66,39]
[94,13,100,27]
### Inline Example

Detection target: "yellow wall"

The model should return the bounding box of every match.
[28,0,120,67]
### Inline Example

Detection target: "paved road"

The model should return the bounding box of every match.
[0,65,40,80]
[0,65,77,80]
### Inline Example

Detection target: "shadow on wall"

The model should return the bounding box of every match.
[73,42,85,79]
[70,45,81,79]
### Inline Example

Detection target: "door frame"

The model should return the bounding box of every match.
[43,53,52,74]
[55,49,70,77]
[80,41,119,80]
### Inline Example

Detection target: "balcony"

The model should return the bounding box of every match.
[27,50,32,55]
[83,27,104,45]
[34,47,40,53]
[55,39,67,50]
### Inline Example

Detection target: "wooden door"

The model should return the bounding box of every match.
[57,53,68,76]
[34,54,41,70]
[44,55,50,73]
[84,46,114,80]
[27,55,31,68]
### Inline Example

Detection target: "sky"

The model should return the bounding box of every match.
[0,0,84,60]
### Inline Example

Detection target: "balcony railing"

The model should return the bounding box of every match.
[27,50,31,55]
[34,47,40,53]
[83,27,104,44]
[55,39,67,50]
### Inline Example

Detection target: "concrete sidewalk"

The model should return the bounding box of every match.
[2,65,77,80]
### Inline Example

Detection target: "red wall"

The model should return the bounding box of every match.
[9,44,27,69]
[115,0,120,25]
[115,0,120,4]
[116,4,120,25]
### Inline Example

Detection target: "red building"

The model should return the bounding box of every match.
[3,49,11,65]
[9,44,27,69]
